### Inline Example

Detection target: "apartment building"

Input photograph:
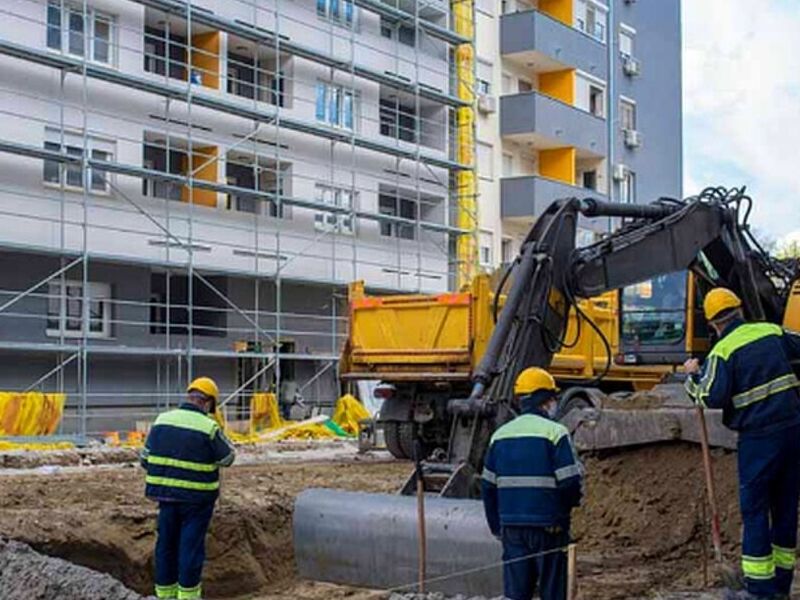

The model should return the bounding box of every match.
[472,0,682,265]
[0,0,476,433]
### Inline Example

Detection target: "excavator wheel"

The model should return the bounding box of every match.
[383,421,414,459]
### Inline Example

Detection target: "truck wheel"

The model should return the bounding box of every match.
[384,422,409,459]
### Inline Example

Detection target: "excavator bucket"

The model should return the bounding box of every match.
[293,488,503,596]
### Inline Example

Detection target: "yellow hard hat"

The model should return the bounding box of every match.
[187,376,219,401]
[514,367,558,396]
[703,287,742,321]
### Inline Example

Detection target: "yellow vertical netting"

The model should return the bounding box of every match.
[0,392,66,436]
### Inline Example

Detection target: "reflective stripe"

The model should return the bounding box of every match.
[145,475,220,491]
[555,464,581,481]
[685,355,719,408]
[773,545,796,570]
[742,554,775,580]
[177,584,202,600]
[155,583,178,599]
[732,373,800,409]
[147,454,219,473]
[490,414,568,445]
[155,408,219,437]
[482,468,497,484]
[710,322,783,360]
[496,475,557,489]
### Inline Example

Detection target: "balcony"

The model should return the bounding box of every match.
[501,175,607,220]
[500,10,606,80]
[500,92,606,154]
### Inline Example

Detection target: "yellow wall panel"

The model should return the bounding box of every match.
[539,0,573,26]
[181,145,219,207]
[539,69,575,105]
[191,31,220,90]
[539,147,576,185]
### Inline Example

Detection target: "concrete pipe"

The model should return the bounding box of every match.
[293,488,503,596]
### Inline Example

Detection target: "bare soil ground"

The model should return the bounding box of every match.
[0,442,748,599]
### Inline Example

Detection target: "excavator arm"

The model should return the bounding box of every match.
[444,188,792,495]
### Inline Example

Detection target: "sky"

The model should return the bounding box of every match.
[682,0,800,247]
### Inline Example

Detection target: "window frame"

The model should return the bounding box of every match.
[575,0,608,43]
[316,81,358,132]
[46,280,112,339]
[314,184,357,235]
[620,96,637,131]
[46,2,116,66]
[378,192,417,240]
[43,128,115,195]
[621,169,636,204]
[619,24,636,58]
[318,0,357,28]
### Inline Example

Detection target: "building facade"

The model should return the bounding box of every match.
[0,0,476,433]
[473,0,682,264]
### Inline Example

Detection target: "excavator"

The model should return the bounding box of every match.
[294,187,800,595]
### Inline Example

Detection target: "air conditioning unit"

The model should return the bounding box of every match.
[623,128,642,148]
[623,56,641,76]
[612,164,628,181]
[477,94,497,114]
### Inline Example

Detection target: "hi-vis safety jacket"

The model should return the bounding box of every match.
[685,320,800,437]
[481,409,583,534]
[141,403,235,503]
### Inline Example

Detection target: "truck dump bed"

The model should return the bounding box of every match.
[341,275,671,387]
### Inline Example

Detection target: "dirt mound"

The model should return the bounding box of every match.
[0,537,150,600]
[0,446,743,599]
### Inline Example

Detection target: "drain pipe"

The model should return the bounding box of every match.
[606,0,616,233]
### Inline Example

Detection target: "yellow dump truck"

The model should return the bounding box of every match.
[341,273,698,458]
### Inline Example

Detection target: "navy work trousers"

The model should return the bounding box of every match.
[739,423,800,596]
[154,500,215,599]
[501,525,569,600]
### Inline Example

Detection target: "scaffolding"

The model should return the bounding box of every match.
[0,0,477,437]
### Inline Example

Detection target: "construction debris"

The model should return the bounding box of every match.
[0,537,150,600]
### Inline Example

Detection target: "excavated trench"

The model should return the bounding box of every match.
[0,445,744,600]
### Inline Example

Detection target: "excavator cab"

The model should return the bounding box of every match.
[618,270,711,365]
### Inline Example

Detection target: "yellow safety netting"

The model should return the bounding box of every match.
[0,392,65,436]
[330,394,371,436]
[0,441,74,451]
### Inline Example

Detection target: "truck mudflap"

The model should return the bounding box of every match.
[294,488,503,596]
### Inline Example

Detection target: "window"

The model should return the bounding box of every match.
[621,169,636,204]
[144,26,187,80]
[316,82,357,131]
[227,54,285,106]
[47,280,112,338]
[318,0,356,27]
[581,170,597,190]
[477,142,494,180]
[575,0,607,42]
[620,98,636,131]
[619,26,635,58]
[143,141,185,201]
[43,129,114,193]
[479,232,493,267]
[314,185,356,234]
[501,238,513,264]
[47,3,115,64]
[150,274,227,337]
[501,73,513,94]
[502,152,514,177]
[380,17,416,47]
[379,192,416,240]
[380,97,417,143]
[589,84,605,117]
[518,79,533,93]
[576,227,597,248]
[226,160,289,218]
[622,271,688,347]
[477,59,493,96]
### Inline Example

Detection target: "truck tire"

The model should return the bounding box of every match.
[383,421,415,460]
[384,422,407,459]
